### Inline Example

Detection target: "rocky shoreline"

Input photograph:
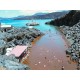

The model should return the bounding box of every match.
[60,22,80,64]
[0,27,44,70]
[45,10,80,69]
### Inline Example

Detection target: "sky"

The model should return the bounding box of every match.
[0,10,59,18]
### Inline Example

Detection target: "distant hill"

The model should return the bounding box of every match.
[0,11,69,20]
[13,11,69,20]
[33,12,47,16]
[46,10,80,26]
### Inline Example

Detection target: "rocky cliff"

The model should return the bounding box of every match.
[46,10,80,26]
[59,21,80,65]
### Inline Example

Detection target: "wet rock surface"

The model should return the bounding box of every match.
[60,22,80,62]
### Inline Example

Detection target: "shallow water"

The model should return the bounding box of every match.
[21,20,76,70]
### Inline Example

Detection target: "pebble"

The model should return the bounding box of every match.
[58,60,60,62]
[44,65,46,67]
[54,56,55,58]
[38,62,41,64]
[35,64,37,65]
[45,57,47,59]
[61,66,64,70]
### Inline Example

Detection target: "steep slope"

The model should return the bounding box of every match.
[46,10,80,26]
[33,12,47,16]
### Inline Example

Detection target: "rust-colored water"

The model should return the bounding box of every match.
[23,26,76,70]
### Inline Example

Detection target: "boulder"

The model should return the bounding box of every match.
[0,54,30,70]
[66,48,72,55]
[71,55,78,61]
[0,32,6,40]
[0,40,6,55]
[4,60,30,70]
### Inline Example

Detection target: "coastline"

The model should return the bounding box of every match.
[59,23,80,69]
[21,36,42,64]
[0,27,43,70]
[59,27,71,47]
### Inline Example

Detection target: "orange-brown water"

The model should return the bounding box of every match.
[23,27,77,70]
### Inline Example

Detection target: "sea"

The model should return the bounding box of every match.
[0,19,54,32]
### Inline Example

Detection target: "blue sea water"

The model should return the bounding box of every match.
[0,19,56,32]
[0,19,63,46]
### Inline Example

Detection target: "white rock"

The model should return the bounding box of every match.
[44,65,46,67]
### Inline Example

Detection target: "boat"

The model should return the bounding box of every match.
[26,20,39,26]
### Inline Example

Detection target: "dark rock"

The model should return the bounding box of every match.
[6,41,15,47]
[0,40,6,55]
[46,10,80,26]
[0,32,6,40]
[4,60,30,70]
[0,54,30,70]
[66,49,71,55]
[71,55,78,61]
[0,27,43,51]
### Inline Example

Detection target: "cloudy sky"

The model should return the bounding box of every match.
[0,10,59,18]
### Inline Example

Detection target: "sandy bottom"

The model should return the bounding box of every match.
[23,30,77,70]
